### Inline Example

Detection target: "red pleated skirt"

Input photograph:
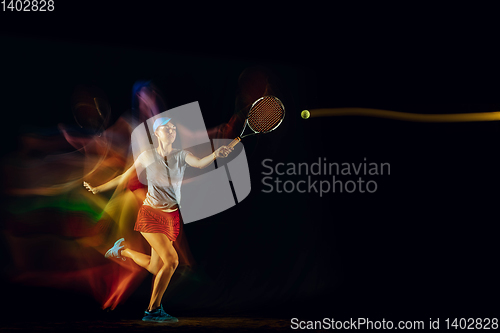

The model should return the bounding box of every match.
[134,205,180,241]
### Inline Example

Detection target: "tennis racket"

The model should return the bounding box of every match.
[227,95,285,149]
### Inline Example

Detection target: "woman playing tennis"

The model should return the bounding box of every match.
[83,117,233,322]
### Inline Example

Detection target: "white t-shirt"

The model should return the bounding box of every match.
[136,148,190,210]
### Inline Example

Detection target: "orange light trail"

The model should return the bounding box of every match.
[308,108,500,122]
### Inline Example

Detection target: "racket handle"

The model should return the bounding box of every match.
[228,137,241,149]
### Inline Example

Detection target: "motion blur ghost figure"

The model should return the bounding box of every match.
[2,83,165,311]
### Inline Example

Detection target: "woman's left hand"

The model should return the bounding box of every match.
[83,181,99,194]
[215,146,233,158]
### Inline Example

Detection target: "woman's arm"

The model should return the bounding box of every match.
[185,145,233,169]
[84,162,137,194]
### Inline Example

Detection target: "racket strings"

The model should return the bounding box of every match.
[248,96,284,132]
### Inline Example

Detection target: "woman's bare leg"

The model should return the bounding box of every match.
[140,232,179,311]
[122,247,163,275]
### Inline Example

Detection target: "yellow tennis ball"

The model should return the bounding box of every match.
[301,110,310,119]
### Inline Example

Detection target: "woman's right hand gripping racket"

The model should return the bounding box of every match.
[228,95,285,149]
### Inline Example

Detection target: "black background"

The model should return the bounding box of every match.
[1,2,499,327]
